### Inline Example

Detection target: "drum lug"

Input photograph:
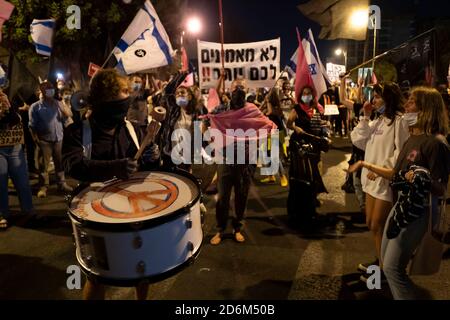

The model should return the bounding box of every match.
[136,261,146,275]
[187,241,194,252]
[133,236,143,249]
[79,232,89,245]
[185,219,193,229]
[85,255,94,268]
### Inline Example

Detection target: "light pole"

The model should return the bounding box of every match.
[335,48,347,71]
[181,17,202,71]
[370,14,377,70]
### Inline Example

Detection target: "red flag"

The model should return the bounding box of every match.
[294,28,314,103]
[179,72,194,88]
[181,47,189,72]
[371,71,378,85]
[0,0,15,42]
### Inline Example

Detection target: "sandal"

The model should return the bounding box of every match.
[0,216,8,230]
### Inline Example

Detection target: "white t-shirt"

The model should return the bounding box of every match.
[351,115,410,202]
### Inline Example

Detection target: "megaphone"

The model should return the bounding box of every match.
[70,90,89,111]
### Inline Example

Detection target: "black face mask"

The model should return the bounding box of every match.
[230,88,246,110]
[94,97,130,129]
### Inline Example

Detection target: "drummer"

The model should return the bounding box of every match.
[62,68,160,300]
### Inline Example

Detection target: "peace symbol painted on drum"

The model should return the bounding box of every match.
[91,178,179,219]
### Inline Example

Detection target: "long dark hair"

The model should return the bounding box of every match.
[373,82,404,126]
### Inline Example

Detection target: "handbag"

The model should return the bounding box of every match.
[408,194,445,276]
[431,194,450,244]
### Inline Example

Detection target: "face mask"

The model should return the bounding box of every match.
[403,112,419,127]
[377,104,386,114]
[63,94,71,100]
[95,97,130,128]
[176,96,189,108]
[231,88,246,110]
[45,89,55,98]
[301,94,313,104]
[132,83,142,92]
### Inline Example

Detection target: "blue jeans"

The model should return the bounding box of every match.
[0,144,34,218]
[381,197,429,300]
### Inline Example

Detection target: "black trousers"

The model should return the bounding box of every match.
[215,164,254,232]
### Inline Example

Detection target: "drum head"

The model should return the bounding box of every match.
[70,171,200,224]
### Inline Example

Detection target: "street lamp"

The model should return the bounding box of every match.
[335,48,347,71]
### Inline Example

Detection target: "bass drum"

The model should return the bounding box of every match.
[68,170,203,286]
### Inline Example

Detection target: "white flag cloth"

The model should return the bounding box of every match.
[286,29,329,97]
[113,0,174,74]
[30,19,55,56]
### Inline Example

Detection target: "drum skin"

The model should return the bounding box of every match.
[68,171,203,286]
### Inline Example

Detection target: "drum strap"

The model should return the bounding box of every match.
[81,119,140,160]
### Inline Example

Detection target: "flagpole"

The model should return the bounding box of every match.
[218,0,225,88]
[347,28,436,76]
[46,19,56,81]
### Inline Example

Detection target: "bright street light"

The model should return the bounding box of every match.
[335,49,343,56]
[186,17,202,34]
[335,48,347,70]
[350,9,368,29]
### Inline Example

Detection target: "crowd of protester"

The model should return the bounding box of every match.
[0,65,449,300]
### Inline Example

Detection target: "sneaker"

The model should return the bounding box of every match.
[210,233,222,245]
[234,231,245,243]
[280,175,288,187]
[37,187,48,198]
[260,176,276,184]
[58,183,73,193]
[358,259,379,273]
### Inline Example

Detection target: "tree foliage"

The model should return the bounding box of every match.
[2,0,186,83]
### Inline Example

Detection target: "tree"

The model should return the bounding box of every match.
[2,0,186,88]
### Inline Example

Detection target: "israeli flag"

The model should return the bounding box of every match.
[286,48,298,78]
[30,19,55,56]
[286,30,329,97]
[113,0,174,75]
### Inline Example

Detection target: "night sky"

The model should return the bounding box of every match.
[186,0,450,66]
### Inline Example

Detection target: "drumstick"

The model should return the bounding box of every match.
[134,120,161,161]
[134,107,166,161]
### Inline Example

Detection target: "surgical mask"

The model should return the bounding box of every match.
[132,83,142,92]
[176,97,189,108]
[63,94,71,101]
[377,104,386,114]
[301,94,313,104]
[403,112,419,127]
[45,89,55,98]
[95,97,131,129]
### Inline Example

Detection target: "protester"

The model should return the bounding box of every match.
[62,68,160,300]
[127,74,151,126]
[287,86,330,228]
[261,88,288,187]
[206,78,276,245]
[0,89,36,230]
[350,82,410,276]
[29,80,73,198]
[348,87,450,299]
[161,72,202,171]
